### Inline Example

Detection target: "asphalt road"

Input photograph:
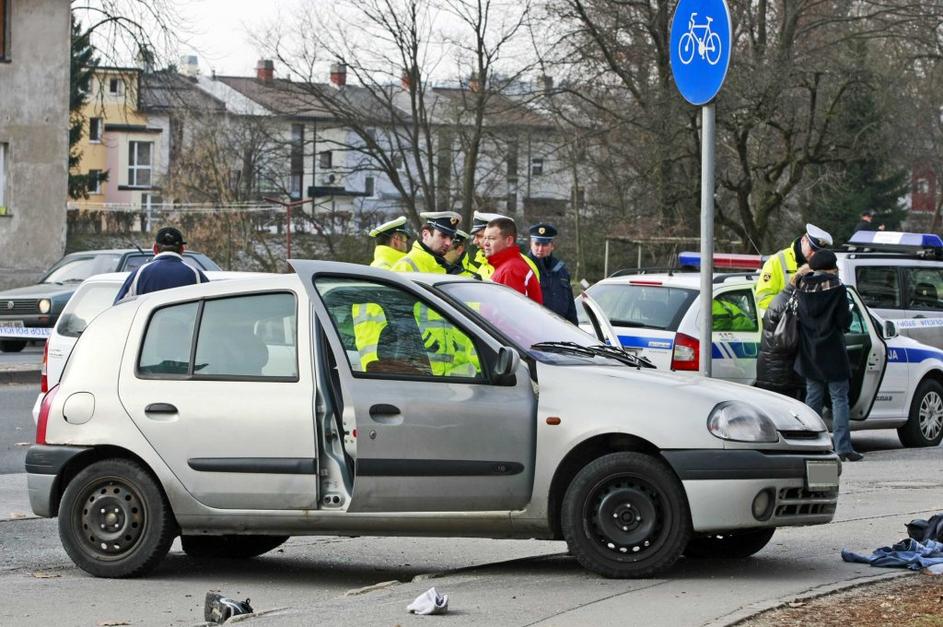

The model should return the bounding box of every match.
[0,385,37,473]
[0,343,42,368]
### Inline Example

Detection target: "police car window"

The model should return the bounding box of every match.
[194,293,297,379]
[906,268,943,310]
[315,277,483,381]
[712,290,758,332]
[56,282,121,337]
[138,302,198,376]
[855,266,900,309]
[585,284,696,331]
[846,292,867,335]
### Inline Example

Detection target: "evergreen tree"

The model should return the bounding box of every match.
[68,15,106,199]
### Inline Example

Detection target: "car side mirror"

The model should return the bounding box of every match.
[883,320,898,339]
[494,346,520,385]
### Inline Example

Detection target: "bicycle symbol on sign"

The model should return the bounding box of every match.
[678,13,722,66]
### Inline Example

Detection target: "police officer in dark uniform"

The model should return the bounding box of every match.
[526,223,578,323]
[114,227,208,303]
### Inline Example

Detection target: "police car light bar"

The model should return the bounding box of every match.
[678,251,763,270]
[847,230,943,251]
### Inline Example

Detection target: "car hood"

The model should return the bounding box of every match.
[0,283,76,299]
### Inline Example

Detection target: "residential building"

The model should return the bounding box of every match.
[0,0,71,289]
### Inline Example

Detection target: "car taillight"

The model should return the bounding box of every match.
[671,333,699,371]
[36,385,59,445]
[40,339,49,394]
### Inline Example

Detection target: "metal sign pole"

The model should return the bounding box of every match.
[699,104,715,377]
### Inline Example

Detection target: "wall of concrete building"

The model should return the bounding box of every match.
[0,0,71,289]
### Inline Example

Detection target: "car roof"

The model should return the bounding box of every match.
[595,272,757,289]
[79,270,272,285]
[62,249,208,257]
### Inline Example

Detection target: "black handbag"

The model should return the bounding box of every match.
[771,291,799,354]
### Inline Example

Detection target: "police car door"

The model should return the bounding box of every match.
[302,264,535,514]
[702,286,761,385]
[846,287,887,419]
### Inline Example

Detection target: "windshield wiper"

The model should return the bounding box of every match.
[530,341,597,358]
[530,341,655,369]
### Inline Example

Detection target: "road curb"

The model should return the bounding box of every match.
[0,368,40,386]
[708,570,914,627]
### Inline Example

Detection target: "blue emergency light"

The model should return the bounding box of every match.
[847,231,943,251]
[679,251,763,270]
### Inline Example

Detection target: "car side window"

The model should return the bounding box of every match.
[906,268,943,310]
[138,302,199,376]
[855,266,900,309]
[315,277,483,381]
[194,293,297,378]
[712,289,758,332]
[845,292,867,334]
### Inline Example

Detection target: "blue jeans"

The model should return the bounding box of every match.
[805,378,855,455]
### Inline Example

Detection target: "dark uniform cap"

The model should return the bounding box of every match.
[529,223,558,243]
[155,227,186,246]
[420,211,462,236]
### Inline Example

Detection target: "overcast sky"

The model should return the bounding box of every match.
[178,0,283,76]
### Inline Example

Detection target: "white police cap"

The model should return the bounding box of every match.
[369,216,409,238]
[805,223,833,249]
[471,211,510,233]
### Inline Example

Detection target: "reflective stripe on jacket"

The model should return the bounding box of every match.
[391,242,448,274]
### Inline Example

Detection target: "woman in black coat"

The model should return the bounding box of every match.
[794,250,862,461]
[755,282,805,399]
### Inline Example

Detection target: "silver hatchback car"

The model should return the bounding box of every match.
[27,261,840,579]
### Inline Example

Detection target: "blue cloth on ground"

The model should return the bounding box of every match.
[842,538,943,571]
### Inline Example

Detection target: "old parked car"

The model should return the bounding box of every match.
[28,261,839,579]
[0,248,219,352]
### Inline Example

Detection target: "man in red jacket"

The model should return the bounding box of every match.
[482,217,543,303]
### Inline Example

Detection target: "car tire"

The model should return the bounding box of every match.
[683,528,775,559]
[561,452,691,578]
[0,340,27,353]
[58,459,176,578]
[899,379,943,447]
[181,534,289,559]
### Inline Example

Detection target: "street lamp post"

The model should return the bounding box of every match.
[263,196,316,262]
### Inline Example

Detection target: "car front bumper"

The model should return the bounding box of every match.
[662,449,840,532]
[25,445,91,517]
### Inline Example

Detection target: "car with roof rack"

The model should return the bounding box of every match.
[28,261,839,580]
[580,269,943,448]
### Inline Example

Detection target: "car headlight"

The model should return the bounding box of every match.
[707,401,779,443]
[38,299,51,314]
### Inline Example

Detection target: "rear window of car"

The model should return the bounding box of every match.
[41,254,122,284]
[586,284,697,331]
[855,266,901,309]
[55,282,122,337]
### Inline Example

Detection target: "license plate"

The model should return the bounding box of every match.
[805,460,839,490]
[0,320,24,327]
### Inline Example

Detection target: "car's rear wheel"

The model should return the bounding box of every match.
[684,528,776,559]
[58,459,176,578]
[0,340,27,353]
[561,452,690,578]
[181,534,289,559]
[899,379,943,447]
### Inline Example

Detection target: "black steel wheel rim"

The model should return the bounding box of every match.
[71,476,147,562]
[582,473,671,560]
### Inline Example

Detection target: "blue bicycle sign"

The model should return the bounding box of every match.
[669,0,731,106]
[678,13,722,66]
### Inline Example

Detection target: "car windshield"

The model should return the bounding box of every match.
[584,283,696,331]
[55,282,122,337]
[41,254,122,284]
[436,281,627,366]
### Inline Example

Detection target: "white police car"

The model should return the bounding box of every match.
[580,268,943,448]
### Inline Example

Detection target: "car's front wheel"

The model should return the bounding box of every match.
[561,452,691,578]
[684,528,775,559]
[181,534,289,559]
[899,379,943,447]
[58,459,176,578]
[0,340,27,353]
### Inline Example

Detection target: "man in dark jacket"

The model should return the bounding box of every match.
[794,250,862,461]
[114,227,208,303]
[527,223,578,323]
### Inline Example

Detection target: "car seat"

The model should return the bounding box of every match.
[366,319,431,376]
[912,282,939,308]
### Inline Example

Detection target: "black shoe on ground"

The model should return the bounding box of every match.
[839,451,864,462]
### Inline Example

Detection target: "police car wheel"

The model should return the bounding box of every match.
[181,534,289,559]
[0,340,26,353]
[58,459,176,578]
[561,452,691,578]
[899,379,943,448]
[683,528,775,559]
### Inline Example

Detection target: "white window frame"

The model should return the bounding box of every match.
[89,118,102,143]
[128,141,153,188]
[108,78,123,95]
[531,157,544,176]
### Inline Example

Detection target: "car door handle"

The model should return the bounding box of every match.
[145,403,178,414]
[369,404,403,425]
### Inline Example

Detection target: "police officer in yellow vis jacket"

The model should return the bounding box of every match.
[391,212,459,274]
[368,216,410,269]
[754,223,832,316]
[444,229,477,277]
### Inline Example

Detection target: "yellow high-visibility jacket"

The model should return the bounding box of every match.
[754,244,798,314]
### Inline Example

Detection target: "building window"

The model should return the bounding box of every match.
[915,178,930,195]
[88,169,102,194]
[0,143,7,214]
[365,176,375,197]
[506,140,518,180]
[531,157,544,176]
[290,124,304,199]
[318,150,332,169]
[89,117,102,142]
[108,77,123,95]
[128,141,152,187]
[0,0,8,60]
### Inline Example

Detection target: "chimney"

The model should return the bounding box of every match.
[401,70,413,91]
[180,55,199,78]
[539,74,554,96]
[330,62,347,88]
[256,59,274,83]
[468,72,481,93]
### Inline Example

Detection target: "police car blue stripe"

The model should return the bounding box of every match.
[618,335,674,350]
[887,347,943,363]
